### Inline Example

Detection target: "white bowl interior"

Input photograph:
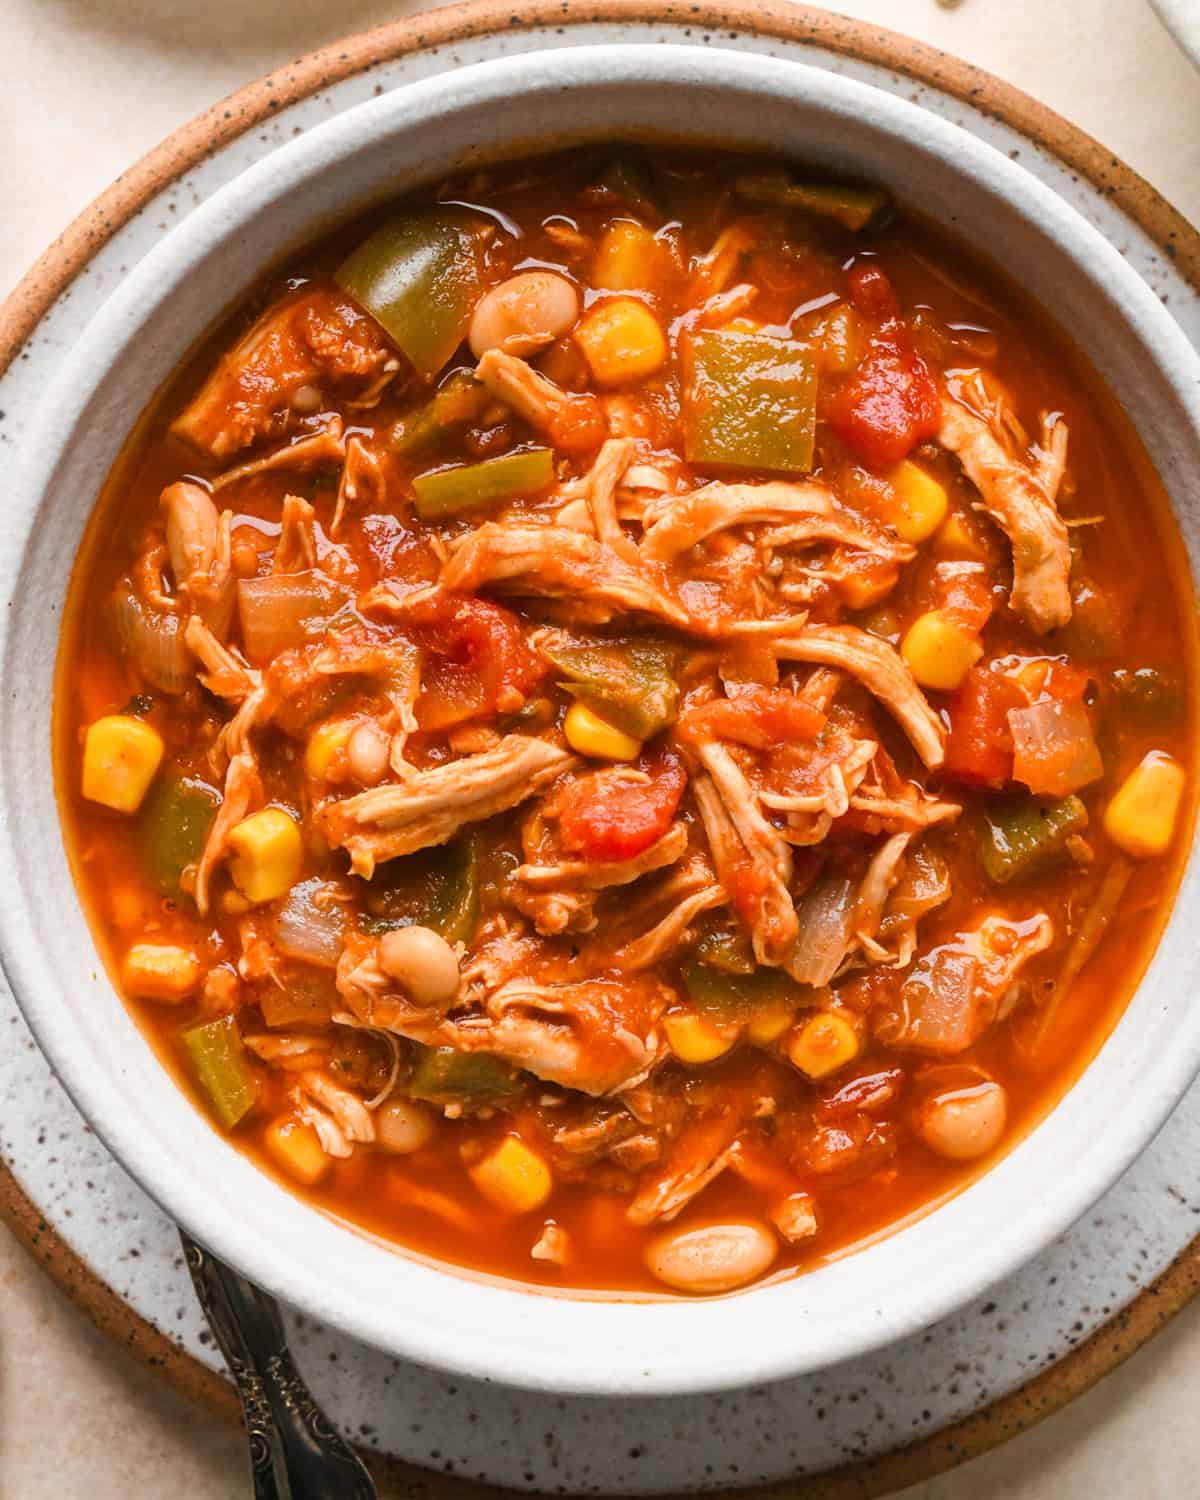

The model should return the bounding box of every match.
[4,44,1200,1395]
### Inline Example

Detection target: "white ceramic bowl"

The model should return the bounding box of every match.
[1152,0,1200,69]
[4,45,1200,1397]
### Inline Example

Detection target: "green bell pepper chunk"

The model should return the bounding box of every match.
[681,952,796,1021]
[977,794,1089,885]
[683,328,817,473]
[540,637,679,741]
[391,370,491,456]
[411,447,554,520]
[734,172,890,232]
[335,208,487,379]
[183,1016,259,1130]
[138,775,220,896]
[596,155,660,218]
[361,835,480,946]
[406,1046,522,1106]
[1111,666,1185,725]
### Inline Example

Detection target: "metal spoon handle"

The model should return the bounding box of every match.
[181,1231,377,1499]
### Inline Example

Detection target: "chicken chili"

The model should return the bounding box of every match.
[59,149,1195,1295]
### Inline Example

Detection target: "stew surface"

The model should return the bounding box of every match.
[58,148,1195,1296]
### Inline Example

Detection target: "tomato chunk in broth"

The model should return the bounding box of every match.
[57,148,1195,1297]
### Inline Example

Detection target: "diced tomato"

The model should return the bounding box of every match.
[828,326,940,467]
[558,752,687,863]
[676,687,825,751]
[405,593,543,730]
[943,666,1028,789]
[846,262,899,321]
[935,565,994,635]
[830,265,939,468]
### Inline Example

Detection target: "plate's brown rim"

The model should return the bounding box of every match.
[2,2,1199,1495]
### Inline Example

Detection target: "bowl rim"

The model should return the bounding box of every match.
[5,40,1200,1398]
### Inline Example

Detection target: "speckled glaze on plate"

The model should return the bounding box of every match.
[4,2,1200,1493]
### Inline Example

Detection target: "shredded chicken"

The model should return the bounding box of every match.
[322,736,576,876]
[209,421,347,492]
[173,286,389,458]
[626,1114,739,1225]
[584,436,639,559]
[691,748,797,967]
[290,1069,375,1157]
[514,822,689,937]
[272,494,318,573]
[474,349,600,449]
[440,523,692,630]
[160,482,235,637]
[184,615,259,702]
[641,479,837,562]
[939,380,1072,633]
[193,750,259,914]
[747,623,946,768]
[332,432,387,536]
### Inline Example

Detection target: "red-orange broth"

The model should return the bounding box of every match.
[57,148,1196,1295]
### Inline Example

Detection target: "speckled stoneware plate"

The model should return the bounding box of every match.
[1152,0,1200,69]
[4,2,1200,1493]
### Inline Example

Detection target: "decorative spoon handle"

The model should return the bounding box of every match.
[180,1230,378,1499]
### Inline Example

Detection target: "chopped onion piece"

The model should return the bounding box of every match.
[789,874,855,986]
[273,878,346,968]
[111,586,190,694]
[237,572,332,665]
[1009,699,1103,797]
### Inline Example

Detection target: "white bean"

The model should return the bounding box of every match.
[646,1221,777,1295]
[347,720,389,786]
[374,1097,435,1154]
[468,271,580,359]
[915,1080,1008,1162]
[378,924,460,1009]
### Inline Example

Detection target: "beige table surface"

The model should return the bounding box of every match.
[5,0,1200,1494]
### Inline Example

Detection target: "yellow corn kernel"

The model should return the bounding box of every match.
[122,942,201,1002]
[787,1012,860,1079]
[593,221,663,291]
[745,1001,795,1047]
[220,889,253,916]
[563,701,642,761]
[1103,751,1185,858]
[304,719,353,779]
[82,715,164,813]
[901,610,984,692]
[263,1117,330,1187]
[664,1011,741,1064]
[575,298,667,386]
[470,1137,553,1214]
[934,511,986,561]
[889,461,949,543]
[228,807,303,904]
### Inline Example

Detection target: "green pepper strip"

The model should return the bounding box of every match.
[977,794,1089,885]
[681,954,796,1021]
[734,172,891,232]
[335,208,486,380]
[183,1016,259,1130]
[360,835,480,946]
[540,638,679,741]
[138,774,220,896]
[411,447,555,520]
[684,328,817,474]
[406,1046,521,1106]
[391,370,491,456]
